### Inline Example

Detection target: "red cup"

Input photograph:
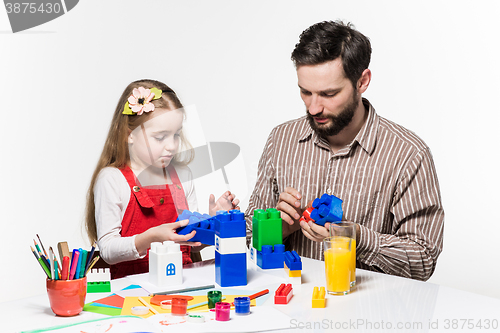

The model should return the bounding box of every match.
[46,277,87,316]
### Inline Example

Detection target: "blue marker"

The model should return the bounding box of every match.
[74,248,83,279]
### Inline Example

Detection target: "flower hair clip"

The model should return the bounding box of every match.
[123,87,163,115]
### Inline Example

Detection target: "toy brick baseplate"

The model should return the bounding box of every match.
[175,210,216,246]
[312,286,326,308]
[300,193,343,227]
[274,283,293,304]
[256,244,285,269]
[86,251,111,293]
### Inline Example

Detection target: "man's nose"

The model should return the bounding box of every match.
[308,95,323,115]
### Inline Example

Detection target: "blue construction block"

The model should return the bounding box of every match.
[215,210,246,238]
[309,193,343,226]
[215,252,247,287]
[176,210,215,245]
[284,251,302,271]
[257,244,285,269]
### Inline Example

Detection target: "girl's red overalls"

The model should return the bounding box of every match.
[110,165,192,279]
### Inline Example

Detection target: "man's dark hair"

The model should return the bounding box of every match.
[291,20,372,88]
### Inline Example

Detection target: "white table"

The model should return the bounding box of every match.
[2,257,500,332]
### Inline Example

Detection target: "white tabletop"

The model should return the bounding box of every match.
[2,257,500,333]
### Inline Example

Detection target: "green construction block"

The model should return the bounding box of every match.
[87,281,111,293]
[252,208,282,251]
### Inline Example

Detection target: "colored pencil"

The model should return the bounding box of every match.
[85,241,96,272]
[49,247,55,280]
[138,297,159,315]
[150,284,215,296]
[36,234,48,258]
[85,255,100,276]
[249,289,269,300]
[32,246,50,278]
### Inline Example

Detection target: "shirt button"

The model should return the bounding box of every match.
[133,186,140,192]
[327,188,332,194]
[160,198,164,204]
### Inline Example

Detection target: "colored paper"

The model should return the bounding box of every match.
[121,295,256,318]
[90,294,125,308]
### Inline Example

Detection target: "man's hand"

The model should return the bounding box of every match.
[277,187,302,225]
[277,187,304,238]
[300,220,330,242]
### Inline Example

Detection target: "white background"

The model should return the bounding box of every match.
[1,0,499,302]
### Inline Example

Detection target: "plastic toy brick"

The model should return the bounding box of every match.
[87,281,111,293]
[309,193,343,226]
[274,283,293,304]
[285,263,302,277]
[215,210,246,238]
[299,207,314,223]
[176,210,215,245]
[215,209,247,287]
[252,208,282,251]
[257,244,285,269]
[312,286,326,308]
[284,251,302,271]
[215,252,247,287]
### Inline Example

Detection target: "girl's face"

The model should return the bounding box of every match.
[128,108,184,172]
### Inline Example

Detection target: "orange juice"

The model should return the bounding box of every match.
[331,236,356,284]
[324,246,351,295]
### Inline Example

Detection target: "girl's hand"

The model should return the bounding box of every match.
[208,191,240,216]
[135,219,201,256]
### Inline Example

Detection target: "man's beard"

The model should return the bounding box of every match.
[307,91,359,137]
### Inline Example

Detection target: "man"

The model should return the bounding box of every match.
[245,21,444,281]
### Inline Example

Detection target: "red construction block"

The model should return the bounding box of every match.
[274,283,293,304]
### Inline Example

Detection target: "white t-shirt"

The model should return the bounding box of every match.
[94,165,198,265]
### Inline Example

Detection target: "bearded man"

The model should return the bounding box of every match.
[245,21,444,281]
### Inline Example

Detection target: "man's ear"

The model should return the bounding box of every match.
[357,69,371,94]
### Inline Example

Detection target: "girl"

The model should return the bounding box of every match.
[85,79,239,279]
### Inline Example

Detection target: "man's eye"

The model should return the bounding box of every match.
[301,90,311,95]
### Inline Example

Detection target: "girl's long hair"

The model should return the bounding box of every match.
[85,79,194,244]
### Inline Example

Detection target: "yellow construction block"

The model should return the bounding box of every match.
[312,286,326,308]
[284,263,302,277]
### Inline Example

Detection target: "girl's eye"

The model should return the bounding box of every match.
[154,136,166,141]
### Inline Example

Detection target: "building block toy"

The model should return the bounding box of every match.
[86,254,111,293]
[299,207,314,223]
[284,251,302,271]
[87,281,111,293]
[274,283,293,304]
[252,208,282,251]
[309,193,343,226]
[257,244,285,269]
[215,210,247,287]
[176,210,216,246]
[312,286,326,308]
[149,241,183,287]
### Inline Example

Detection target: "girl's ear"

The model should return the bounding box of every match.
[127,130,133,144]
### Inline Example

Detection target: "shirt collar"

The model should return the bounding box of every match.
[297,98,379,156]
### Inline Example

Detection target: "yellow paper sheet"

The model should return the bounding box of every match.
[121,295,256,318]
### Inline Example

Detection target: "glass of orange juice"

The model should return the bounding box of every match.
[323,236,351,295]
[330,222,356,287]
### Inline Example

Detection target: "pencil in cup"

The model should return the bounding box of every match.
[31,246,51,278]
